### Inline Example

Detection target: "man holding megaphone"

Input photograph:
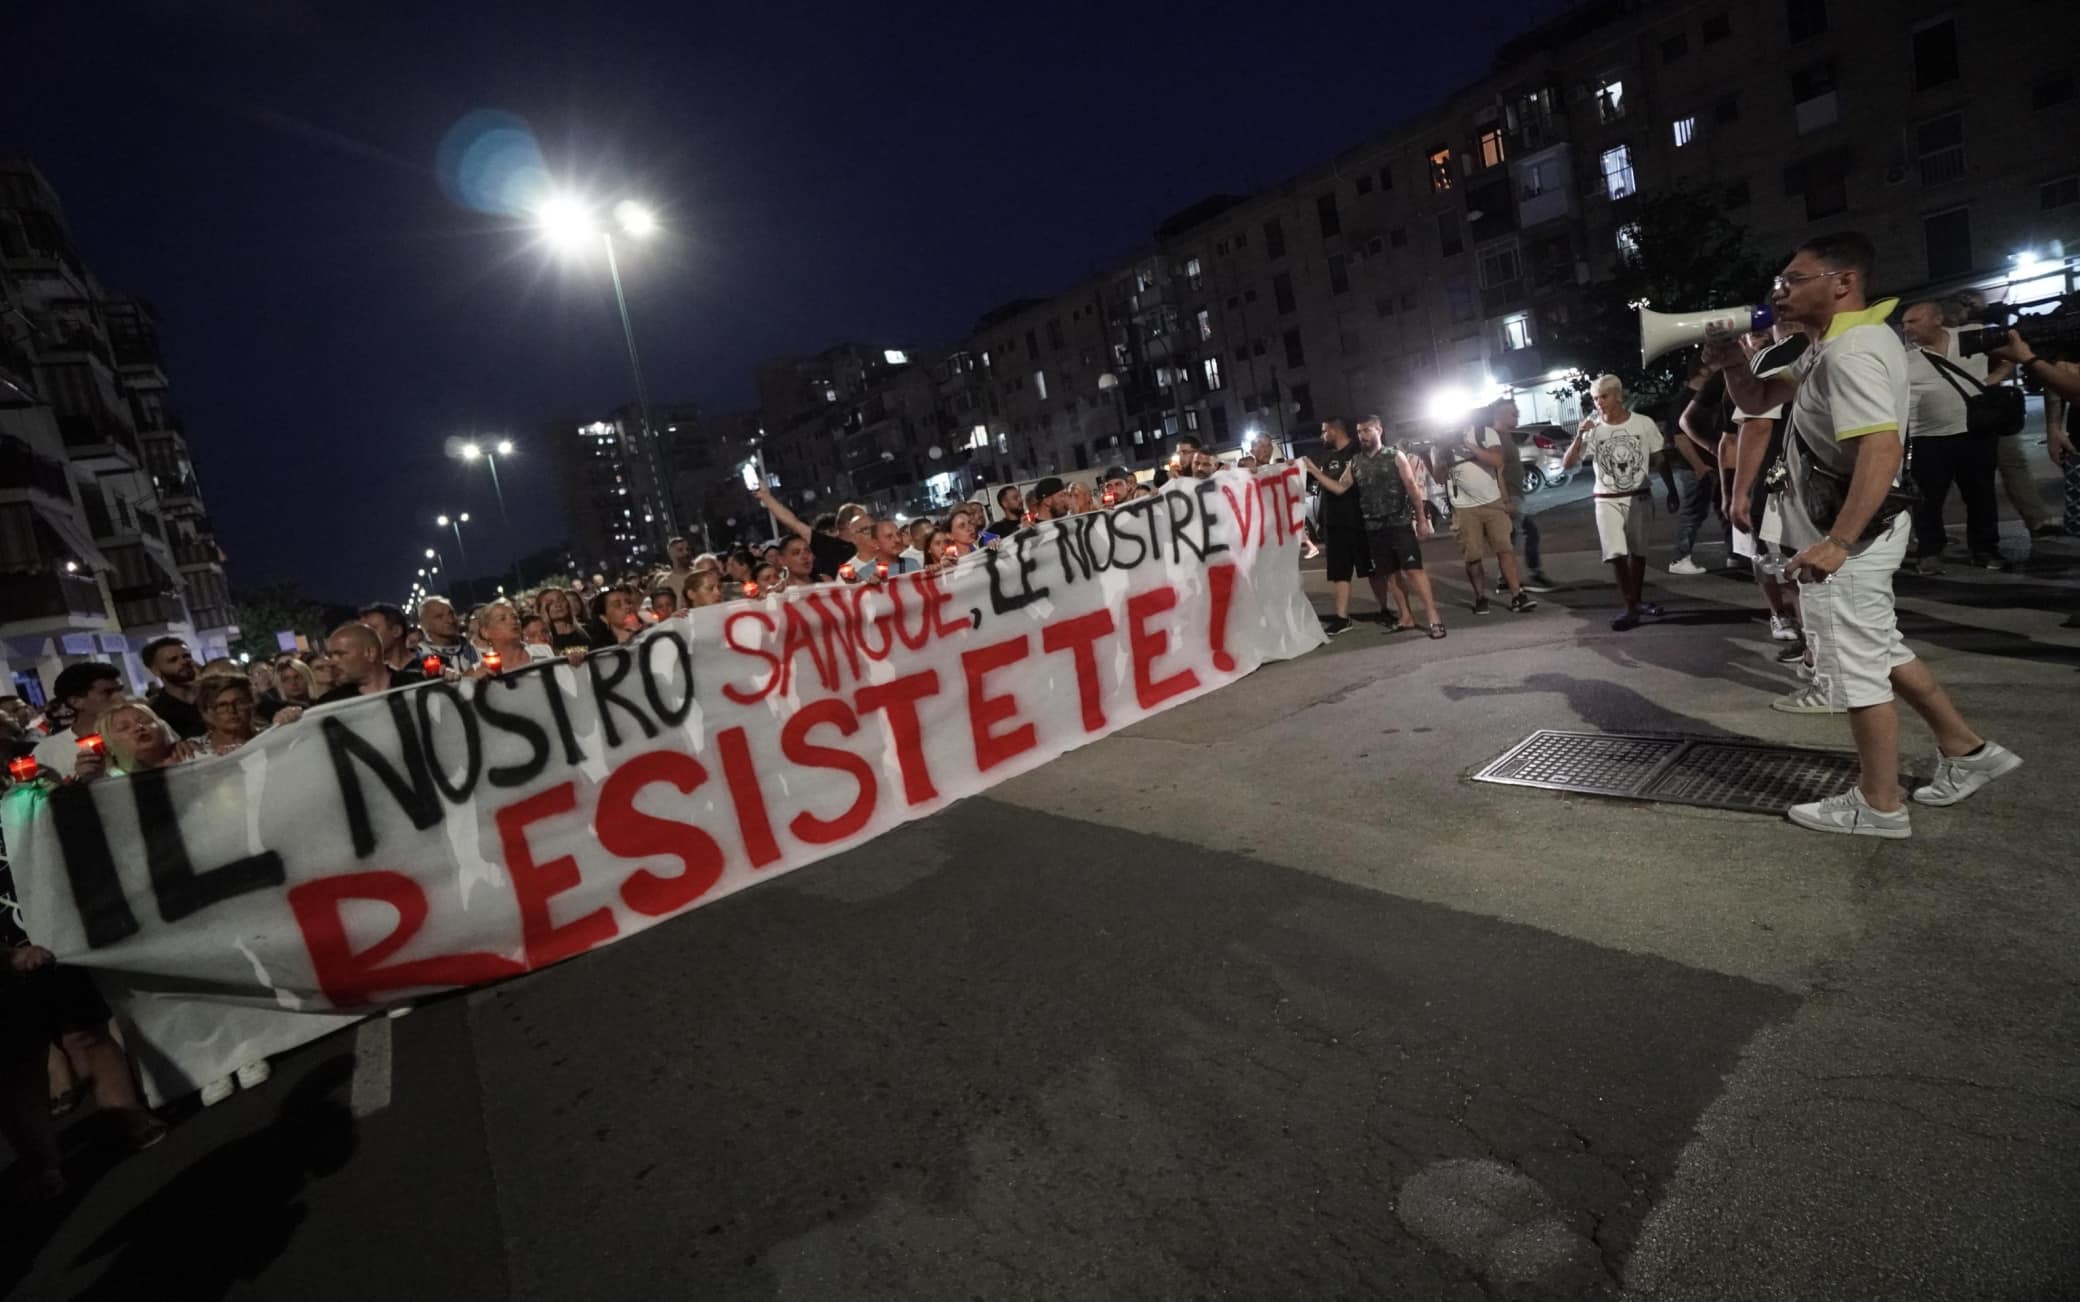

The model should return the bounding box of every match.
[1702,231,2022,840]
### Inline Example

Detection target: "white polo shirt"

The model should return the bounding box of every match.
[1447,427,1506,508]
[1783,298,1908,550]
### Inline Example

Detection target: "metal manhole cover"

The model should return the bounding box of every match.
[1473,730,1858,814]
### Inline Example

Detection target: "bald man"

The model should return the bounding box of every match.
[315,622,425,704]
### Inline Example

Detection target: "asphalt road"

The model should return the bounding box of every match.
[7,455,2078,1301]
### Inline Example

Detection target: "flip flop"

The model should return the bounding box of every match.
[1427,624,1447,639]
[1390,622,1419,633]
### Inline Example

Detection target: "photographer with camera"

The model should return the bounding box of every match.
[1941,298,2055,536]
[1705,232,2021,839]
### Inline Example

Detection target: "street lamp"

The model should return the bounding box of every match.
[532,189,677,540]
[456,439,514,521]
[436,512,471,567]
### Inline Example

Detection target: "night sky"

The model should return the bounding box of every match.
[9,0,1574,603]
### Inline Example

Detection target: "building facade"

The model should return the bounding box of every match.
[0,159,236,707]
[744,0,2077,513]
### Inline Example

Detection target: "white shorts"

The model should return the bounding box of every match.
[1801,515,1914,709]
[1593,495,1648,560]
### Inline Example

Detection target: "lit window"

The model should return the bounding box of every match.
[1033,370,1048,401]
[1478,128,1506,168]
[883,349,908,364]
[1428,147,1455,192]
[1202,357,1223,390]
[1596,79,1626,124]
[1601,145,1637,199]
[1185,257,1202,287]
[1616,223,1643,260]
[1673,116,1697,147]
[1502,313,1534,351]
[1197,308,1212,341]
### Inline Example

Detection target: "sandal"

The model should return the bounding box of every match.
[1390,622,1419,633]
[1427,624,1447,639]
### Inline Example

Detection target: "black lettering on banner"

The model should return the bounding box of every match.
[535,665,585,766]
[1191,479,1233,560]
[322,699,445,859]
[48,782,139,948]
[414,681,484,804]
[640,628,696,726]
[1053,521,1093,584]
[586,647,660,749]
[984,529,1052,614]
[1165,489,1206,562]
[1106,503,1151,569]
[1124,497,1165,564]
[130,767,286,923]
[474,674,552,788]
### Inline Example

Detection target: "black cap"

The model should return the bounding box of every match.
[1099,465,1133,484]
[1033,476,1066,498]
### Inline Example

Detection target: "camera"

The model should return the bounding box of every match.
[1957,291,2080,363]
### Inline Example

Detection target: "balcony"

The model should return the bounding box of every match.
[0,569,112,630]
[111,583,190,632]
[0,332,37,407]
[58,405,141,462]
[0,435,73,501]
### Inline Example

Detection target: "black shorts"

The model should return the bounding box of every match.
[1366,523,1424,573]
[1325,524,1373,582]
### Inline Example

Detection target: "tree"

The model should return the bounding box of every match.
[228,582,329,662]
[1543,183,1777,416]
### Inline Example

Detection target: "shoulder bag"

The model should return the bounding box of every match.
[1923,350,2026,439]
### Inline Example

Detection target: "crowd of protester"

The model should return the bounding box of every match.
[3,278,2070,1195]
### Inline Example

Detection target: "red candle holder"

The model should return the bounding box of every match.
[7,756,38,783]
[421,655,443,676]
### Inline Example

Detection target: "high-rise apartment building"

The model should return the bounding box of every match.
[550,400,690,573]
[0,159,236,706]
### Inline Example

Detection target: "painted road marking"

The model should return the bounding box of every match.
[350,1015,394,1117]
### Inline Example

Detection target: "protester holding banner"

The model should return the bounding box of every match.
[31,662,125,780]
[316,623,424,704]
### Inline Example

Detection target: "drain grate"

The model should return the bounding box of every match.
[1473,730,1859,814]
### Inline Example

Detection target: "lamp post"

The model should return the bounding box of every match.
[456,439,512,521]
[534,193,680,543]
[435,512,471,568]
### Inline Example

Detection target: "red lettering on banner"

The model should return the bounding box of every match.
[776,603,835,699]
[962,634,1037,771]
[1255,476,1287,545]
[1127,585,1200,709]
[1278,465,1306,540]
[722,609,779,704]
[716,726,782,869]
[805,590,864,684]
[919,570,967,640]
[1040,609,1116,734]
[850,584,894,661]
[288,870,523,1007]
[855,669,943,807]
[1206,561,1238,673]
[779,700,878,844]
[1221,480,1262,551]
[497,783,620,968]
[597,750,727,917]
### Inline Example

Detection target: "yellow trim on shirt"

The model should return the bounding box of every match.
[1836,423,1898,440]
[1821,298,1901,340]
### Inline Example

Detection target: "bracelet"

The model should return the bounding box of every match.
[1823,534,1852,549]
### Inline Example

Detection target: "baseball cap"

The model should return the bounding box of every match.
[1099,465,1133,484]
[1033,476,1066,498]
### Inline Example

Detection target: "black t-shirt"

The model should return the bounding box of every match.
[549,626,590,652]
[989,515,1023,537]
[314,664,425,706]
[147,688,207,740]
[807,531,855,581]
[1317,446,1364,530]
[1684,376,1737,465]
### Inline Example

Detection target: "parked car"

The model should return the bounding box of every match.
[1513,422,1578,492]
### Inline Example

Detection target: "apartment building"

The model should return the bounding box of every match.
[549,399,687,574]
[1,159,235,707]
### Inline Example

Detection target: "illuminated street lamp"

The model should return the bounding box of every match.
[436,512,471,567]
[456,438,514,521]
[532,189,677,540]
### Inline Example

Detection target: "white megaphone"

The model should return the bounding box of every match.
[1638,303,1776,364]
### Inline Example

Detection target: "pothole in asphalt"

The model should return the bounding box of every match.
[1396,1157,1606,1293]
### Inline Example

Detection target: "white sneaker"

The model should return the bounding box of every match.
[1669,557,1706,576]
[1771,681,1842,714]
[234,1059,272,1090]
[1911,742,2022,807]
[1769,614,1800,642]
[1787,788,1911,839]
[200,1076,235,1107]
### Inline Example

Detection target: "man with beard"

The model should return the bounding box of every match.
[140,636,207,739]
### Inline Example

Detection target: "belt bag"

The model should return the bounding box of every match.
[1789,415,1920,543]
[1924,350,2026,438]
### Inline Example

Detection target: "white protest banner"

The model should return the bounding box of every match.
[2,469,1324,1094]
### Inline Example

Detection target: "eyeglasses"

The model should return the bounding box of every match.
[1772,269,1848,292]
